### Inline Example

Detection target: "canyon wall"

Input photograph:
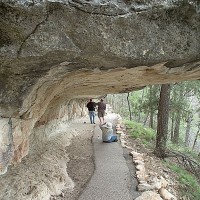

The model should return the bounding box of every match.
[0,0,200,173]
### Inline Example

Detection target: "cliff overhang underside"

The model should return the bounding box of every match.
[0,0,200,174]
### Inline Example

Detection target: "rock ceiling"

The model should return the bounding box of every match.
[0,0,200,172]
[0,0,200,116]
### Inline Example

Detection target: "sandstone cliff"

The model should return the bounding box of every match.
[0,0,200,173]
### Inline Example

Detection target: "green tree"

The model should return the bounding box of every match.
[170,81,200,146]
[155,84,171,158]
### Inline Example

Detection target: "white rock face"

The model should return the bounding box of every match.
[135,191,163,200]
[0,97,87,174]
[159,188,177,200]
[0,117,93,200]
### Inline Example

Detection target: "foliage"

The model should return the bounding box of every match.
[165,162,200,200]
[107,80,200,154]
[168,142,200,161]
[139,85,160,113]
[128,86,160,124]
[108,81,200,198]
[124,120,156,144]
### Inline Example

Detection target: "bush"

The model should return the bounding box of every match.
[124,120,156,144]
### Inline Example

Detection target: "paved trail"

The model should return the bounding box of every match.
[79,114,137,200]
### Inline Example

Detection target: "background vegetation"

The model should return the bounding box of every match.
[106,80,200,199]
[107,80,200,155]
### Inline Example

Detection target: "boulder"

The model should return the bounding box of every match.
[159,188,177,200]
[135,191,163,200]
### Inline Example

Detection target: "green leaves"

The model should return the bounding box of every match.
[124,120,156,143]
[166,162,200,200]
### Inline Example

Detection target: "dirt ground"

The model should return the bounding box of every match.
[53,124,95,200]
[124,135,180,198]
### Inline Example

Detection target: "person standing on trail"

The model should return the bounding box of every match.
[86,99,96,124]
[100,122,118,143]
[97,99,106,125]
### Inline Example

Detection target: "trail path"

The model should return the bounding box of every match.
[79,113,139,200]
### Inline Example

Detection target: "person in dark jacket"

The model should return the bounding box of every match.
[86,99,96,124]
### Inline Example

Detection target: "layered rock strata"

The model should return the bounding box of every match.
[0,0,200,173]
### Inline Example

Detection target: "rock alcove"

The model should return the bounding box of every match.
[0,0,200,177]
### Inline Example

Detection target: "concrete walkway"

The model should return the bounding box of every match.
[78,115,134,200]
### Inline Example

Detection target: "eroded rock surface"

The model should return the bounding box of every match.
[0,118,94,200]
[0,0,200,174]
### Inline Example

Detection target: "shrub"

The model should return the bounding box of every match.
[124,120,156,144]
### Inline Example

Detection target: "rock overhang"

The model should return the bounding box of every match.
[0,0,200,174]
[0,0,200,124]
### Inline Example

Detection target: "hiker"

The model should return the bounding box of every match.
[97,99,106,124]
[86,99,96,124]
[100,122,118,143]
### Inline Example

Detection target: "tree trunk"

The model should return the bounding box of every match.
[127,93,132,121]
[173,111,181,144]
[185,113,193,147]
[150,110,154,129]
[172,85,184,144]
[192,125,200,151]
[149,86,154,129]
[143,112,149,126]
[138,89,145,122]
[154,84,171,158]
[170,113,175,142]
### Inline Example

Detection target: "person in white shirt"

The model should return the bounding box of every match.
[100,122,118,143]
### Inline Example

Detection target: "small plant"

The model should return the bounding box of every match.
[165,162,200,200]
[124,120,135,129]
[124,120,156,145]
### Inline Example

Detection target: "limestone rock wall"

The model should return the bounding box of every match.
[0,98,87,175]
[32,99,87,149]
[0,118,93,200]
[0,0,200,174]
